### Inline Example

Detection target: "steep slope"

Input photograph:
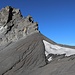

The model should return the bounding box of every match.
[0,33,47,75]
[0,6,75,75]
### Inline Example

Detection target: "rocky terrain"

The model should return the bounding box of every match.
[0,6,75,75]
[0,6,39,47]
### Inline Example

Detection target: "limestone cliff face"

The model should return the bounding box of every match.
[0,6,39,46]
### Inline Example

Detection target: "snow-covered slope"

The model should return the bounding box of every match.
[43,40,75,61]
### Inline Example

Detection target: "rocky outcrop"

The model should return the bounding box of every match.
[0,6,39,46]
[0,6,46,75]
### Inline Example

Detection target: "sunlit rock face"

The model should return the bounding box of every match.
[0,6,39,46]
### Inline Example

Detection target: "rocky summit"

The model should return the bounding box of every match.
[0,6,39,47]
[0,6,75,75]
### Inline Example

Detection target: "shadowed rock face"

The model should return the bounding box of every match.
[0,6,75,75]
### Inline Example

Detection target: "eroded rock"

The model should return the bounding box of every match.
[0,6,39,46]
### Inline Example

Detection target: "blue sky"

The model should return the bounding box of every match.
[0,0,75,45]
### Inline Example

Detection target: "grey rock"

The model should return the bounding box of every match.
[0,33,46,75]
[0,6,39,46]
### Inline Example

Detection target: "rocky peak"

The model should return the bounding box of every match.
[0,6,39,46]
[0,6,22,25]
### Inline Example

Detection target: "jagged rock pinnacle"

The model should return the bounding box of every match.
[0,6,39,46]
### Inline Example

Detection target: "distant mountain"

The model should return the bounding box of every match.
[0,6,75,75]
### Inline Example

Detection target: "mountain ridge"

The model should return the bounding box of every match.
[0,6,75,75]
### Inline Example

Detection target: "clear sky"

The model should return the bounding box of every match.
[0,0,75,45]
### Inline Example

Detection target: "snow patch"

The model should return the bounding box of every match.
[0,26,7,33]
[48,57,52,61]
[0,26,3,31]
[43,40,75,57]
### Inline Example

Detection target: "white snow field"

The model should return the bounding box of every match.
[43,40,75,61]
